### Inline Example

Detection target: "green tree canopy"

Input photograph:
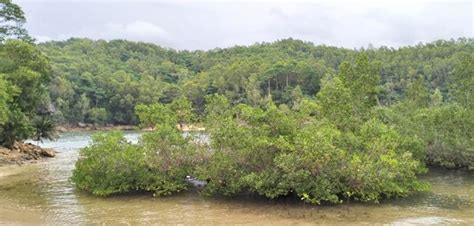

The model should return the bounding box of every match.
[0,0,32,42]
[0,40,53,147]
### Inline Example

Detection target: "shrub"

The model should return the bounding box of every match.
[71,128,199,197]
[378,103,474,170]
[415,105,474,169]
[196,102,428,204]
[86,107,108,125]
[138,125,198,196]
[71,131,147,196]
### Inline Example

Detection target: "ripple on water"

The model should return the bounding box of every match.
[392,216,463,225]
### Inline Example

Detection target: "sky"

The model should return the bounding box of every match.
[15,0,474,50]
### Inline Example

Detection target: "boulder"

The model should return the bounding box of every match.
[40,148,56,157]
[56,126,68,133]
[77,122,87,128]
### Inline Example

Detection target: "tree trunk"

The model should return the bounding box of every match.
[267,80,271,97]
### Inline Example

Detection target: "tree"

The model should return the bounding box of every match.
[169,96,193,129]
[86,107,108,125]
[411,105,474,169]
[288,85,303,110]
[0,0,33,42]
[74,93,90,123]
[430,88,443,107]
[32,115,58,144]
[71,131,149,196]
[197,99,428,204]
[36,37,472,126]
[405,77,430,108]
[0,40,53,147]
[316,76,355,130]
[0,76,10,124]
[450,53,474,109]
[339,53,381,118]
[135,103,176,129]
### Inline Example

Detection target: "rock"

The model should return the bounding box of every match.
[56,126,68,133]
[185,175,207,188]
[77,122,87,128]
[0,142,56,165]
[40,148,56,157]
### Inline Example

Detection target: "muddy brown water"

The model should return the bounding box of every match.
[0,132,473,225]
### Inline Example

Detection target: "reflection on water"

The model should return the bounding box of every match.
[1,131,473,225]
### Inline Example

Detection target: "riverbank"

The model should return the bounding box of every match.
[0,142,56,166]
[56,123,205,132]
[56,124,135,132]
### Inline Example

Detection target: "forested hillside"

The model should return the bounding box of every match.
[40,38,474,125]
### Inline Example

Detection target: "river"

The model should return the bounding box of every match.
[0,131,473,225]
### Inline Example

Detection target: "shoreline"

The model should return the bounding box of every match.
[56,124,136,132]
[0,124,205,167]
[0,142,56,166]
[56,124,206,132]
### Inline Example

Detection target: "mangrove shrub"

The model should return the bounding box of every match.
[72,100,202,196]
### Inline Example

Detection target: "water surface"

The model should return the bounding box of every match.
[1,131,473,225]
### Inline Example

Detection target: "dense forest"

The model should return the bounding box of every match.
[72,51,473,203]
[62,38,472,202]
[40,37,473,125]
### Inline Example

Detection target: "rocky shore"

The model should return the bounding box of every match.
[56,123,136,132]
[0,142,56,165]
[56,123,205,132]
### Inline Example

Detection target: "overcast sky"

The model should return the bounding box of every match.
[15,0,474,50]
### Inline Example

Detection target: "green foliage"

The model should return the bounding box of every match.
[339,53,380,112]
[0,40,54,147]
[197,82,428,204]
[169,96,193,128]
[379,62,474,169]
[0,0,32,42]
[71,131,148,196]
[59,38,473,204]
[203,93,231,129]
[39,39,189,125]
[37,38,473,127]
[72,110,204,196]
[316,53,380,131]
[32,115,58,143]
[135,103,176,129]
[86,107,108,125]
[450,53,474,109]
[414,105,473,169]
[4,2,472,205]
[316,76,355,130]
[405,77,430,108]
[430,88,443,107]
[71,49,472,203]
[0,76,10,124]
[0,108,33,147]
[138,125,197,196]
[193,54,429,203]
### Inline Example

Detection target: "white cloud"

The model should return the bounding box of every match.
[34,35,53,43]
[41,20,172,46]
[104,21,169,40]
[18,1,473,50]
